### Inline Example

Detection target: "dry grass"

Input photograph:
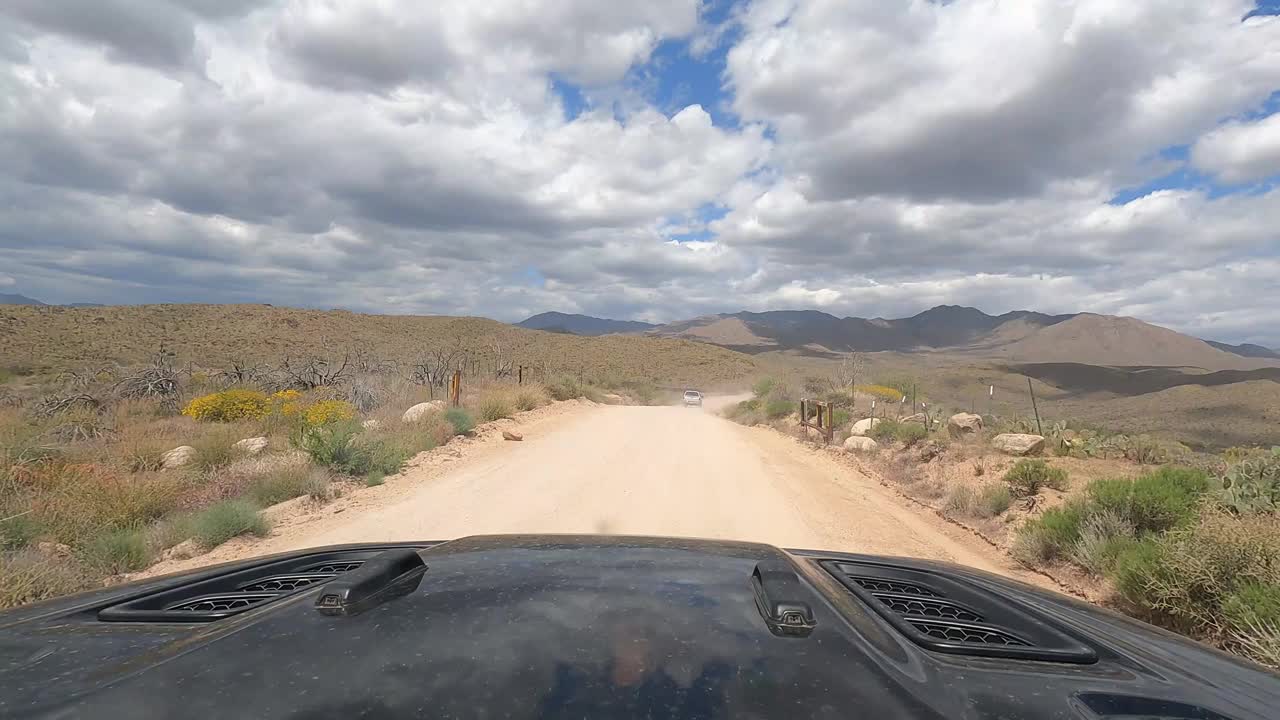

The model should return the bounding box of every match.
[0,549,87,610]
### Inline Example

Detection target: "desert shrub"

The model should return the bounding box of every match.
[0,549,87,610]
[182,390,270,422]
[445,408,475,435]
[868,419,901,443]
[249,464,330,507]
[1216,447,1280,514]
[545,375,601,402]
[0,510,41,551]
[192,500,268,548]
[1012,501,1087,563]
[83,526,150,574]
[29,465,184,546]
[972,458,986,477]
[271,389,304,418]
[1107,511,1280,661]
[832,409,852,428]
[365,471,385,487]
[1070,510,1136,575]
[303,400,357,427]
[764,398,793,419]
[189,430,242,471]
[299,421,410,477]
[895,423,928,448]
[978,484,1012,516]
[1086,467,1209,534]
[1122,435,1171,465]
[478,392,514,422]
[1004,459,1069,497]
[752,378,776,398]
[1222,583,1280,632]
[946,484,1012,519]
[944,486,977,516]
[514,386,548,411]
[725,399,762,426]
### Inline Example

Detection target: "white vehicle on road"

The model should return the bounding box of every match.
[683,390,703,407]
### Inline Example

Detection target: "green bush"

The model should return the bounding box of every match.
[1004,459,1069,497]
[1222,583,1280,631]
[752,378,776,399]
[868,419,900,443]
[445,408,475,435]
[1012,501,1086,563]
[298,421,408,477]
[83,526,150,574]
[192,500,268,548]
[1108,511,1280,638]
[764,398,793,419]
[298,421,365,472]
[895,423,928,448]
[365,471,385,487]
[1086,468,1209,534]
[832,409,852,428]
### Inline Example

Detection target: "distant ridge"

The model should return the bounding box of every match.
[517,312,657,336]
[643,305,1266,371]
[1206,340,1280,360]
[0,293,46,305]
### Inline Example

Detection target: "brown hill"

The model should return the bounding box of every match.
[981,314,1254,370]
[0,304,758,385]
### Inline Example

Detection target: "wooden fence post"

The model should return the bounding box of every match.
[450,370,462,407]
[1027,378,1043,436]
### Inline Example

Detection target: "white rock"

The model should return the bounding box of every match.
[161,446,196,469]
[234,437,269,455]
[948,413,984,438]
[850,418,881,436]
[402,400,446,423]
[991,433,1046,456]
[843,436,880,453]
[502,430,524,441]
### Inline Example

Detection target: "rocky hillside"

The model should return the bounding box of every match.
[0,304,757,385]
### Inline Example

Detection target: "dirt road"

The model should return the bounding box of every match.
[156,398,1045,586]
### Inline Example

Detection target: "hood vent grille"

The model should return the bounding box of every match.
[823,561,1096,664]
[97,547,430,623]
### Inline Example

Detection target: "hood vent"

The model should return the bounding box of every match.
[97,547,426,623]
[823,561,1096,664]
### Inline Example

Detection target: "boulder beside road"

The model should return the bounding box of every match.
[992,433,1046,456]
[234,437,269,455]
[947,413,984,438]
[403,400,446,423]
[843,436,879,453]
[502,430,523,441]
[850,418,880,436]
[161,446,196,469]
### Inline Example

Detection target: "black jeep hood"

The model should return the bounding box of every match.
[1,535,1277,719]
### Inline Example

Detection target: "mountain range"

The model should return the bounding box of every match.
[517,312,658,336]
[518,306,1279,370]
[0,293,102,308]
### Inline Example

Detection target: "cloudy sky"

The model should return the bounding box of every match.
[1,1,1279,345]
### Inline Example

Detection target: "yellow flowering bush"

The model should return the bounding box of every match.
[272,389,303,417]
[182,390,270,422]
[302,400,357,427]
[854,385,906,402]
